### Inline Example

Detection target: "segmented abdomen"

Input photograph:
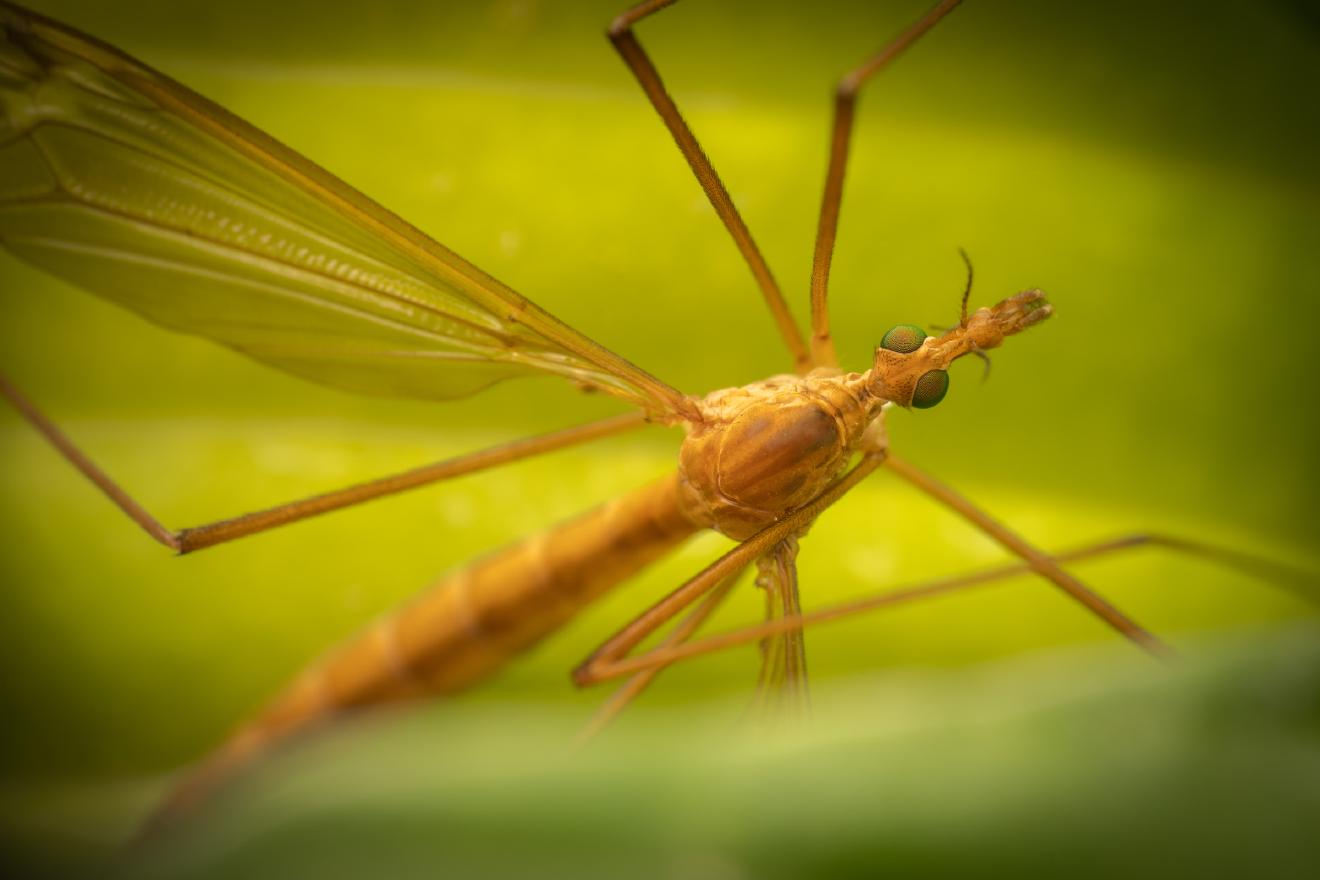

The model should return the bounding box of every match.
[155,473,700,825]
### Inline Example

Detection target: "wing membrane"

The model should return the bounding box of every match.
[0,3,689,417]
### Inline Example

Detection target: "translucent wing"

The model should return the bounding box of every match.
[0,3,689,418]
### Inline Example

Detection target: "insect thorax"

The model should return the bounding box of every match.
[677,372,882,540]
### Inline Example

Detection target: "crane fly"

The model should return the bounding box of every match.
[0,0,1310,837]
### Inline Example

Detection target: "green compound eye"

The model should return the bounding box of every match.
[911,369,949,409]
[880,324,927,354]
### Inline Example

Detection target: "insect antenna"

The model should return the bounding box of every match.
[957,246,974,327]
[922,249,992,379]
[928,248,976,335]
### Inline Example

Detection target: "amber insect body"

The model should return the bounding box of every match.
[2,0,1299,833]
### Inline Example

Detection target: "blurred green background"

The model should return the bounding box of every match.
[1,0,1317,875]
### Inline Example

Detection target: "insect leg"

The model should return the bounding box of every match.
[753,537,810,714]
[572,451,886,687]
[607,0,810,373]
[882,453,1172,657]
[1,375,649,553]
[809,0,963,368]
[577,563,747,743]
[577,531,1316,682]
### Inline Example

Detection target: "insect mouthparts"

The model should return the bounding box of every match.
[994,289,1053,334]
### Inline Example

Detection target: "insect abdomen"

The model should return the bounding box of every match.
[154,474,700,827]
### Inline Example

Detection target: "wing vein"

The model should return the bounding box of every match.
[0,2,692,417]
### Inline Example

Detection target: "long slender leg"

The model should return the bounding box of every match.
[883,453,1172,657]
[779,541,809,702]
[751,572,778,706]
[577,564,747,743]
[1,375,649,554]
[754,537,809,714]
[608,0,811,373]
[573,451,886,686]
[751,551,786,714]
[809,0,963,368]
[579,532,1316,683]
